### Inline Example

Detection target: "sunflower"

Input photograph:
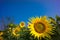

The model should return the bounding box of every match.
[12,26,20,37]
[28,16,55,40]
[0,37,3,40]
[19,21,25,28]
[0,31,3,36]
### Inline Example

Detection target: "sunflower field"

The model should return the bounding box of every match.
[0,15,60,40]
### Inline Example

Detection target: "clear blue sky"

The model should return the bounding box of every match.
[0,0,60,24]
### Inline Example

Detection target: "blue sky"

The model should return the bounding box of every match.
[0,0,60,24]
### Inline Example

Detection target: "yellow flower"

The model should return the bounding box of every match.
[0,32,3,36]
[12,27,20,37]
[19,21,25,28]
[0,37,3,40]
[28,16,55,39]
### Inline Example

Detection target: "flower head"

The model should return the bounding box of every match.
[28,16,55,39]
[19,21,25,28]
[12,27,20,37]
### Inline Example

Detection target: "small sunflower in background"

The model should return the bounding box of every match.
[28,16,55,40]
[12,26,21,37]
[19,21,25,28]
[0,37,3,40]
[0,31,3,36]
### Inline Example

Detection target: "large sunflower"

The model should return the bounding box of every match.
[28,16,55,39]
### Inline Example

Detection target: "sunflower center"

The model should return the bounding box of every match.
[20,22,24,27]
[34,22,45,33]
